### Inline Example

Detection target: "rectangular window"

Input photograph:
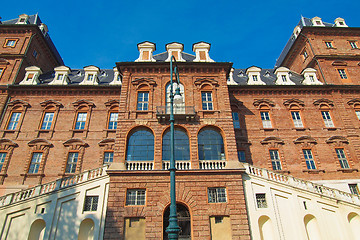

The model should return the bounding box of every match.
[232,112,240,129]
[349,41,358,49]
[238,150,246,162]
[83,196,99,211]
[75,112,87,130]
[137,92,149,111]
[201,92,213,110]
[260,111,272,128]
[269,150,282,170]
[26,74,34,81]
[108,112,118,129]
[291,111,304,128]
[28,152,42,174]
[321,111,334,128]
[338,69,348,79]
[41,112,54,130]
[126,189,146,205]
[33,50,38,59]
[0,68,3,79]
[309,76,315,82]
[336,149,350,169]
[65,152,78,173]
[281,75,287,82]
[208,187,227,203]
[57,74,64,80]
[325,41,333,48]
[103,151,114,164]
[256,193,267,208]
[349,184,359,195]
[7,112,21,130]
[303,149,316,170]
[302,50,308,59]
[87,74,94,81]
[252,75,258,81]
[0,152,6,172]
[4,39,17,47]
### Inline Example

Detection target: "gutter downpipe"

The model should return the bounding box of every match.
[300,32,328,84]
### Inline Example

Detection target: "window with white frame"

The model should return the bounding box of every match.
[74,112,87,130]
[269,150,282,170]
[28,152,42,174]
[338,69,348,79]
[349,41,358,49]
[232,112,240,129]
[321,111,334,128]
[65,152,78,173]
[57,74,64,81]
[303,149,316,170]
[83,196,99,211]
[126,189,146,205]
[281,75,287,82]
[41,112,54,130]
[7,112,21,130]
[336,149,350,169]
[103,151,114,164]
[108,112,118,129]
[256,193,267,208]
[260,111,272,128]
[87,74,94,81]
[252,75,258,81]
[208,187,227,203]
[137,92,149,111]
[349,184,359,195]
[291,111,304,128]
[0,152,6,172]
[201,92,213,110]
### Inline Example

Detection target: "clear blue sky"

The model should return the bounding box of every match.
[2,0,360,69]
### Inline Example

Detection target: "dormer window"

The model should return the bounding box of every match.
[57,74,64,81]
[316,21,321,25]
[309,76,315,82]
[193,42,214,62]
[281,75,287,82]
[253,75,258,81]
[88,74,94,81]
[19,66,42,85]
[335,17,348,27]
[135,41,156,62]
[274,67,295,85]
[17,14,29,24]
[50,66,71,85]
[246,66,265,85]
[109,67,122,85]
[27,74,34,81]
[81,66,99,85]
[301,68,322,85]
[311,17,324,27]
[165,42,185,62]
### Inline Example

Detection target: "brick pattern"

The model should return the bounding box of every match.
[104,170,250,240]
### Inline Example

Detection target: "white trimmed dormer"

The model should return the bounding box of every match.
[193,42,214,62]
[16,14,29,24]
[335,17,348,27]
[274,67,295,85]
[227,68,238,85]
[293,25,301,38]
[109,67,122,85]
[39,23,48,36]
[301,68,322,85]
[312,17,325,27]
[80,66,100,85]
[135,41,156,62]
[49,66,71,85]
[246,66,265,85]
[19,66,42,85]
[165,42,185,62]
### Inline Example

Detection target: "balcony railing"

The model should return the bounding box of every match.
[156,106,196,121]
[126,161,154,170]
[199,160,226,170]
[0,165,109,207]
[162,161,191,170]
[244,163,360,205]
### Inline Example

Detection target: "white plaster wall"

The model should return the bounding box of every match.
[243,174,360,240]
[0,176,109,240]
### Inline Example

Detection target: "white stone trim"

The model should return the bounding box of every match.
[165,42,185,62]
[274,67,295,85]
[135,42,156,62]
[335,17,348,27]
[301,68,322,85]
[246,66,265,85]
[109,67,122,85]
[312,17,325,27]
[49,66,71,85]
[19,66,42,85]
[192,42,214,62]
[227,68,238,85]
[80,66,100,85]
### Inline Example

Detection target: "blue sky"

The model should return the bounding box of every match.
[2,0,360,69]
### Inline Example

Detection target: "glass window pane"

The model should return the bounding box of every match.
[162,129,190,161]
[126,128,154,161]
[198,128,224,160]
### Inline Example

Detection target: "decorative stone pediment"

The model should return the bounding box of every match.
[28,138,53,148]
[261,137,284,148]
[8,100,30,109]
[313,99,334,108]
[0,139,18,148]
[131,78,156,89]
[63,138,88,149]
[283,98,305,109]
[347,98,360,106]
[253,99,275,108]
[105,100,120,108]
[194,78,219,89]
[294,136,317,144]
[40,100,63,108]
[326,136,349,145]
[98,138,115,147]
[72,100,95,108]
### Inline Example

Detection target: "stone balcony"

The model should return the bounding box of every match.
[156,106,196,122]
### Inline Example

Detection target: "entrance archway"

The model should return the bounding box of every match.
[163,204,191,240]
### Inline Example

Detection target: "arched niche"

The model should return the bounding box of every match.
[78,218,94,240]
[304,214,321,240]
[258,215,275,240]
[28,219,46,240]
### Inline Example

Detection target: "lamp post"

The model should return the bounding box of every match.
[166,56,182,240]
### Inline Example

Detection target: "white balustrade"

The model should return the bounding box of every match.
[162,161,191,170]
[199,160,226,170]
[126,161,153,170]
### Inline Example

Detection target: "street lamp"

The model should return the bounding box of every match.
[166,56,182,240]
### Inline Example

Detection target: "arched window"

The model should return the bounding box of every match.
[126,128,154,161]
[78,218,94,240]
[304,214,321,240]
[162,128,190,161]
[163,204,191,240]
[198,128,224,160]
[28,219,46,240]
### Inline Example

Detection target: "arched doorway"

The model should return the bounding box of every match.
[163,204,191,240]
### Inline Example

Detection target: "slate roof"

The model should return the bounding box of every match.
[37,69,116,85]
[231,68,304,86]
[153,52,196,62]
[1,14,64,66]
[275,16,340,68]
